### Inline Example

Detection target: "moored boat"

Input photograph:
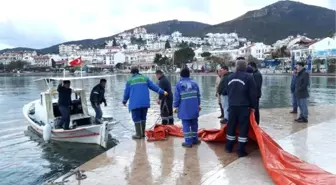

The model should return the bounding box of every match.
[22,75,116,148]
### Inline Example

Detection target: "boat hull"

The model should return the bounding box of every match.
[23,101,112,147]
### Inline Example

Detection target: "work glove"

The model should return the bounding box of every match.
[164,91,168,96]
[173,108,178,113]
[157,99,161,105]
[104,102,107,107]
[199,106,202,112]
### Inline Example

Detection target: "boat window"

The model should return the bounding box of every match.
[40,94,43,105]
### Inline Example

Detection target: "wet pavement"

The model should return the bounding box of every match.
[53,105,336,185]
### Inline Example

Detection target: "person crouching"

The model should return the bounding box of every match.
[226,59,258,157]
[174,68,201,148]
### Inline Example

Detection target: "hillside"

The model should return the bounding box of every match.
[0,20,210,54]
[194,0,336,44]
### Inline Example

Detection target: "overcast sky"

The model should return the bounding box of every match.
[0,0,334,50]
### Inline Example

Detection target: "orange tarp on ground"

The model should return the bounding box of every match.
[145,112,336,185]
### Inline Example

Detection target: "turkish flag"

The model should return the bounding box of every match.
[68,57,83,66]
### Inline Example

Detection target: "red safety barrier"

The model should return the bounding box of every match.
[145,111,336,185]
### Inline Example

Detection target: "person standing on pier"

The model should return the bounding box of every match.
[174,68,201,148]
[123,67,168,139]
[155,70,174,125]
[290,67,298,114]
[248,61,263,125]
[90,79,107,124]
[226,59,257,157]
[215,69,224,119]
[295,62,310,123]
[218,65,231,124]
[57,80,72,130]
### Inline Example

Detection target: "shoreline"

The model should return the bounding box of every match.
[0,72,335,77]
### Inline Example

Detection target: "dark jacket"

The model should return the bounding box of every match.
[295,68,310,99]
[252,70,263,98]
[218,72,232,95]
[90,84,106,104]
[227,71,258,108]
[57,84,72,107]
[158,75,173,101]
[290,74,297,93]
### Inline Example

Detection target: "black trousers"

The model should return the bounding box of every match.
[226,106,250,143]
[255,98,260,125]
[219,103,224,116]
[161,98,174,125]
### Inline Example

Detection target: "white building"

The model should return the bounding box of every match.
[59,44,81,56]
[249,43,272,60]
[105,51,126,66]
[171,31,182,38]
[146,41,165,50]
[32,55,51,67]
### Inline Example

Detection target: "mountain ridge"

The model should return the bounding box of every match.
[0,20,211,54]
[195,0,336,44]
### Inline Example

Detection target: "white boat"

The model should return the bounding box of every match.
[23,75,117,148]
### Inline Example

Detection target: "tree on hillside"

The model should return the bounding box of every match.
[189,42,197,47]
[201,52,211,58]
[7,60,28,70]
[112,38,118,47]
[115,63,123,69]
[272,46,290,59]
[131,36,145,45]
[174,47,195,67]
[154,54,169,66]
[165,40,171,49]
[203,41,211,46]
[154,54,162,64]
[178,41,189,48]
[122,44,127,49]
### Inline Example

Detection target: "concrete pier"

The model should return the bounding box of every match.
[53,105,336,185]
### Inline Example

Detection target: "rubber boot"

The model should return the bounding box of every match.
[237,142,248,157]
[182,142,192,148]
[141,121,146,138]
[225,140,234,153]
[132,123,142,139]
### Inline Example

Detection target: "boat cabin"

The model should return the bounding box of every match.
[33,88,92,128]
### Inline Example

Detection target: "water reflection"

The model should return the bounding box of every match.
[153,138,174,183]
[175,148,201,185]
[125,140,153,185]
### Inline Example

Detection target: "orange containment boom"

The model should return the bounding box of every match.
[145,111,336,185]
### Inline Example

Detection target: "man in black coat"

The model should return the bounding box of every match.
[226,59,258,157]
[248,61,263,125]
[90,79,107,124]
[294,62,310,123]
[156,70,174,125]
[57,80,72,130]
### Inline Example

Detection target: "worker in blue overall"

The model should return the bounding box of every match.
[226,58,257,157]
[123,67,168,139]
[174,68,201,148]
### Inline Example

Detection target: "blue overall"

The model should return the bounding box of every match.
[174,77,201,145]
[122,73,164,124]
